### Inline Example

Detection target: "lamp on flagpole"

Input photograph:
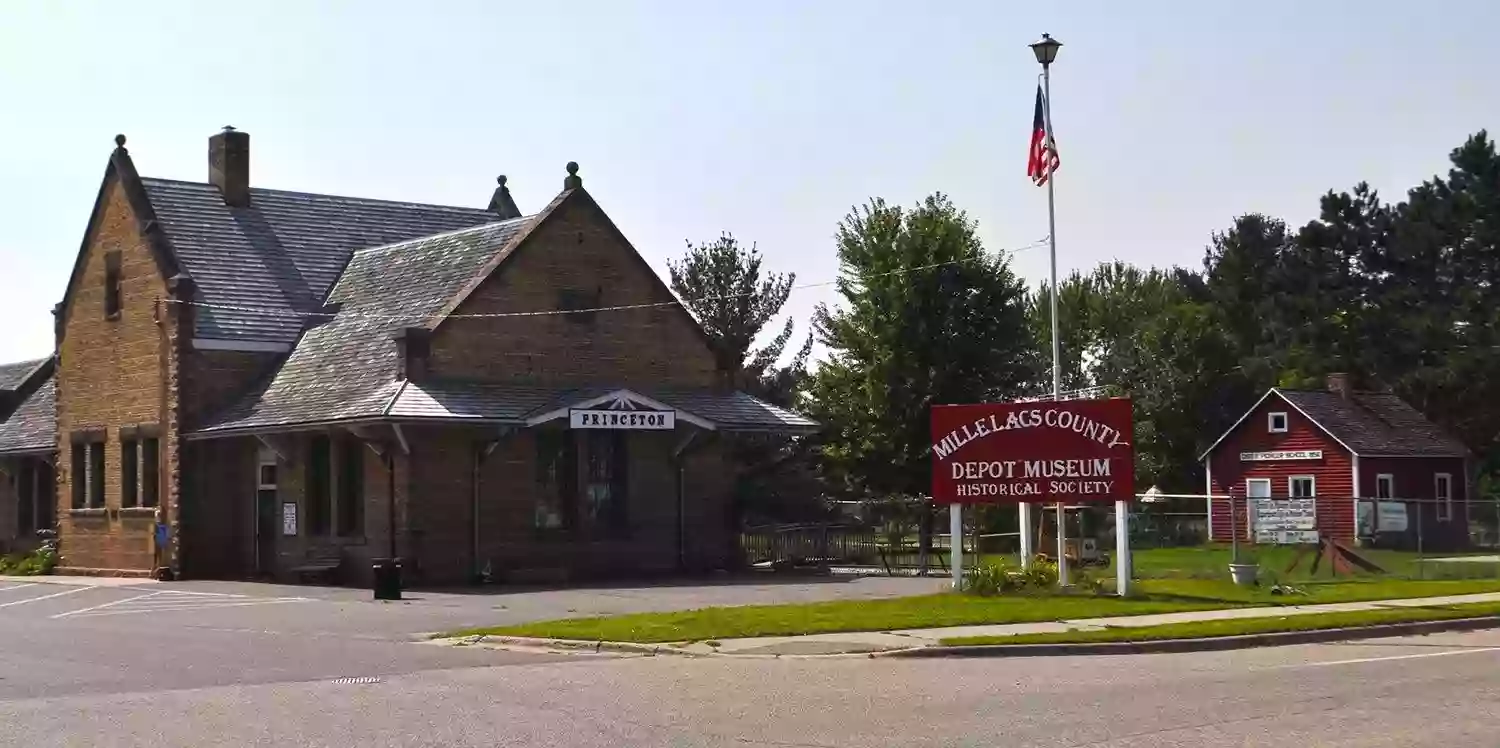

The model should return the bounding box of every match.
[1029,32,1068,585]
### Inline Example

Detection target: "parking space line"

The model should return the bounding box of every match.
[64,598,309,619]
[145,590,248,598]
[0,583,40,594]
[0,586,90,608]
[1275,647,1500,669]
[50,591,163,619]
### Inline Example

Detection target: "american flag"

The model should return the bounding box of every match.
[1027,85,1060,186]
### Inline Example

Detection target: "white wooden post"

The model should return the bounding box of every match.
[950,503,964,590]
[1115,499,1131,596]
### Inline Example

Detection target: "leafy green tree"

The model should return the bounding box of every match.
[805,194,1036,498]
[668,232,812,407]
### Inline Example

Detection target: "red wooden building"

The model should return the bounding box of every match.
[1202,374,1471,551]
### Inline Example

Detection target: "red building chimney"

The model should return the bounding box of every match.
[1326,372,1351,399]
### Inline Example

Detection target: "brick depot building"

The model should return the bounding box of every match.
[0,129,814,583]
[1202,373,1470,551]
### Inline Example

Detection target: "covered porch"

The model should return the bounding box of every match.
[183,384,814,587]
[0,451,55,555]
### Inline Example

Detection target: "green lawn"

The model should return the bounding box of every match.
[452,592,1248,644]
[1135,577,1500,604]
[984,545,1500,583]
[450,575,1500,644]
[941,600,1500,647]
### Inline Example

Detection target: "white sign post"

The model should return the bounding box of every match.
[1115,499,1131,596]
[950,504,964,590]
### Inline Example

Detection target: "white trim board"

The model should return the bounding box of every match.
[191,338,291,353]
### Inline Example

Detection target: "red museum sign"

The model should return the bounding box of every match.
[930,399,1136,504]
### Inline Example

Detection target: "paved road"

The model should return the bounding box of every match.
[3,578,1499,746]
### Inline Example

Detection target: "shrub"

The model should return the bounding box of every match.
[0,547,56,577]
[1020,558,1060,589]
[962,558,1067,596]
[963,560,1021,596]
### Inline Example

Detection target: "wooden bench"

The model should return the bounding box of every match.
[289,547,343,585]
[877,545,950,576]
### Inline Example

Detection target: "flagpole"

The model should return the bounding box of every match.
[1035,35,1067,586]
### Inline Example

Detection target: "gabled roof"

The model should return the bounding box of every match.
[60,137,507,348]
[0,357,56,455]
[140,178,502,345]
[0,358,47,392]
[1278,389,1467,457]
[1199,387,1467,460]
[191,184,816,437]
[192,215,537,434]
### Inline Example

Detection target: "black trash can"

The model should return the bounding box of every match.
[372,558,403,601]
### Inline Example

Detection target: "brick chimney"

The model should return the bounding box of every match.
[1326,372,1351,399]
[393,327,431,381]
[208,126,250,206]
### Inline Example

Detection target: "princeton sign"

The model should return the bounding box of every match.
[930,399,1135,504]
[569,409,675,430]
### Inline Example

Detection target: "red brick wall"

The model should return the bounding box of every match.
[396,425,734,586]
[1208,393,1356,543]
[55,177,177,575]
[426,196,720,389]
[180,437,255,578]
[182,349,279,425]
[182,430,408,584]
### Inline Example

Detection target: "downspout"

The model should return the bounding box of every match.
[672,431,702,572]
[472,433,505,583]
[472,443,481,581]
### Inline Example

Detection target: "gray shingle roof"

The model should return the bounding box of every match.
[0,363,55,454]
[0,358,45,391]
[1278,389,1467,457]
[193,217,536,433]
[388,382,817,432]
[141,178,502,345]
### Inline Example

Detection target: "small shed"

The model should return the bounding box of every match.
[1200,373,1470,551]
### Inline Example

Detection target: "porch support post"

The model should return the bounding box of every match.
[385,449,397,561]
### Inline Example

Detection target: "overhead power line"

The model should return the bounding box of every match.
[162,236,1053,322]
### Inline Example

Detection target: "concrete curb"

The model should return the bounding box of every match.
[879,615,1500,658]
[432,634,705,657]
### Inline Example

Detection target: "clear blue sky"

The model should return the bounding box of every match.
[2,1,1496,363]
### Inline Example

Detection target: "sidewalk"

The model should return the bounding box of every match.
[0,574,156,587]
[454,591,1500,657]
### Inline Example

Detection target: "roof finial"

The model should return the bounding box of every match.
[222,125,236,133]
[563,161,582,190]
[488,174,521,219]
[114,133,127,149]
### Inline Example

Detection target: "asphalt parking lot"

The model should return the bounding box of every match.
[0,573,942,701]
